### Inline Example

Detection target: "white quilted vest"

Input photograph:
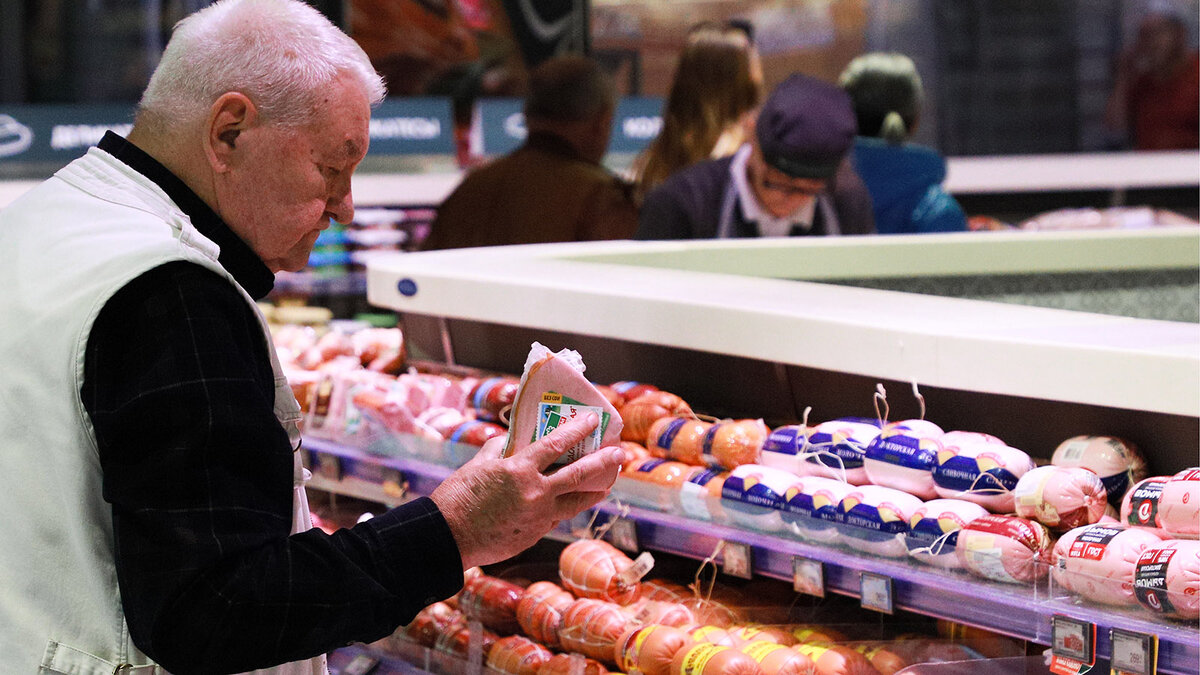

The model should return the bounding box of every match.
[0,147,325,675]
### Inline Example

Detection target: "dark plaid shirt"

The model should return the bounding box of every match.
[82,133,463,674]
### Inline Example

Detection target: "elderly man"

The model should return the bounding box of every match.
[0,1,622,673]
[636,73,875,239]
[421,55,638,250]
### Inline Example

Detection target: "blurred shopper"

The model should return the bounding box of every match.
[422,55,637,249]
[838,52,967,235]
[0,1,622,672]
[1105,7,1199,150]
[631,21,764,201]
[636,73,874,240]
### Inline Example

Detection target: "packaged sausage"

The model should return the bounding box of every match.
[939,430,1006,447]
[614,624,696,675]
[740,642,817,674]
[445,419,507,447]
[905,498,988,569]
[502,343,623,465]
[792,643,879,675]
[702,419,768,471]
[729,625,797,646]
[516,581,574,649]
[836,485,925,558]
[1051,523,1163,605]
[1051,435,1147,510]
[1158,468,1200,539]
[402,602,461,648]
[863,426,942,500]
[457,573,525,634]
[722,464,801,534]
[559,538,649,605]
[486,635,554,675]
[782,476,854,545]
[616,458,694,511]
[802,420,880,485]
[536,654,608,675]
[558,598,636,663]
[956,515,1052,584]
[611,380,660,404]
[762,425,812,477]
[678,467,731,523]
[628,599,697,628]
[671,643,763,674]
[649,416,712,465]
[1133,539,1200,620]
[468,376,520,423]
[1013,465,1108,531]
[1119,476,1172,536]
[620,390,694,444]
[932,440,1035,513]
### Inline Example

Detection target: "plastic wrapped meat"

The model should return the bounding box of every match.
[782,475,855,545]
[932,439,1035,513]
[721,464,799,534]
[1158,468,1200,539]
[836,485,925,558]
[1051,523,1163,605]
[906,498,989,569]
[801,420,880,485]
[863,425,942,499]
[1051,435,1147,510]
[1013,466,1107,531]
[1133,539,1200,620]
[956,515,1053,584]
[1119,475,1172,536]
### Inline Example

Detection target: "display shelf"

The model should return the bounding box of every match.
[299,439,1199,674]
[366,233,1199,418]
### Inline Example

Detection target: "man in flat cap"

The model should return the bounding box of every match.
[636,73,875,239]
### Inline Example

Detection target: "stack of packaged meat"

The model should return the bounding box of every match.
[275,330,1199,621]
[382,538,1014,674]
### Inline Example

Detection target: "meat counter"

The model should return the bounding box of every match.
[352,228,1198,673]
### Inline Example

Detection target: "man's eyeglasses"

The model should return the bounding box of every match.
[760,176,825,198]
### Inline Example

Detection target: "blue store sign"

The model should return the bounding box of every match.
[476,96,663,158]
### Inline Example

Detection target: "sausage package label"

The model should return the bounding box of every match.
[763,425,805,456]
[865,430,939,472]
[1125,478,1166,527]
[534,393,611,464]
[677,643,726,674]
[906,514,962,555]
[933,454,1021,493]
[742,641,788,661]
[839,495,910,535]
[1134,546,1177,615]
[655,417,688,450]
[803,421,877,469]
[965,515,1051,552]
[1065,524,1124,561]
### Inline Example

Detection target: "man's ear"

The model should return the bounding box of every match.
[205,92,258,173]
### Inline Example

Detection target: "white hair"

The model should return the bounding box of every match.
[138,0,385,132]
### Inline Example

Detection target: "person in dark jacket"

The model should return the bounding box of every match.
[839,52,967,235]
[422,55,638,250]
[636,73,875,240]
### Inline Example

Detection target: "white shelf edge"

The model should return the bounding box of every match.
[366,235,1199,417]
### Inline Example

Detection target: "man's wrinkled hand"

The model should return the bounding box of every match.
[430,412,625,570]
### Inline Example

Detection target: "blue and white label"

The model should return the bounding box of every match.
[865,433,938,471]
[906,516,959,554]
[933,455,1019,493]
[722,475,784,510]
[763,425,805,456]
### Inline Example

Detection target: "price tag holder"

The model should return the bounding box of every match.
[1049,615,1096,675]
[722,541,753,579]
[609,517,639,553]
[1110,628,1157,675]
[860,572,893,614]
[340,654,379,675]
[792,556,825,597]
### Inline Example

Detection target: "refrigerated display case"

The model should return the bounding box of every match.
[303,228,1198,673]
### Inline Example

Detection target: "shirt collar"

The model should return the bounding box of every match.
[730,144,815,237]
[97,131,276,299]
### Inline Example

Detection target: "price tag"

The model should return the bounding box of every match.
[722,541,753,579]
[340,653,379,675]
[860,572,893,614]
[609,517,639,553]
[1110,628,1156,675]
[792,556,825,597]
[1049,615,1096,675]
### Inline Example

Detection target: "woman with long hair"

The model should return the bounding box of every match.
[633,22,764,201]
